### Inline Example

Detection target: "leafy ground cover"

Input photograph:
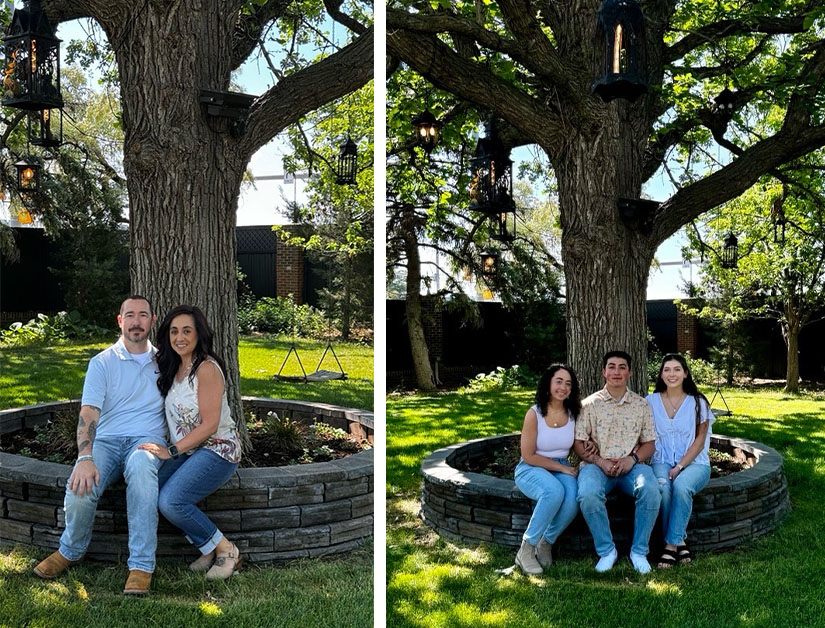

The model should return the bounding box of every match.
[0,337,374,628]
[387,386,825,628]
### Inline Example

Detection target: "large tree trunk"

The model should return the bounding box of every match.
[109,5,251,448]
[554,106,653,396]
[401,211,435,391]
[783,308,801,393]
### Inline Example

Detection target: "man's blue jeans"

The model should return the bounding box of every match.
[157,448,238,554]
[59,435,166,572]
[577,462,661,557]
[514,459,579,546]
[652,462,711,547]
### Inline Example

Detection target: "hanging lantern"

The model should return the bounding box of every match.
[592,0,648,102]
[721,232,738,269]
[15,159,40,192]
[2,0,63,111]
[490,208,516,242]
[712,88,737,116]
[480,250,499,279]
[335,136,357,185]
[469,118,515,216]
[17,208,33,224]
[28,106,62,147]
[413,110,441,153]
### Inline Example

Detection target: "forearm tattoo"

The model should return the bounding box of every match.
[76,413,99,455]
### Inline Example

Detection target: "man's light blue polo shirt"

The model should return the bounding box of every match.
[81,338,167,439]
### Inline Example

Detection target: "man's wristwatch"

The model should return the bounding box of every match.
[630,452,640,464]
[168,445,180,459]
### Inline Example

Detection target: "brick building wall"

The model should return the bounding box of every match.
[275,230,305,305]
[676,308,699,356]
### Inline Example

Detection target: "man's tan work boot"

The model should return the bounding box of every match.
[123,569,152,596]
[33,550,77,579]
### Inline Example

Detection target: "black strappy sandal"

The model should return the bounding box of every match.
[677,545,692,564]
[657,548,677,568]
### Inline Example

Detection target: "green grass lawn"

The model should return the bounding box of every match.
[0,336,373,628]
[387,386,825,628]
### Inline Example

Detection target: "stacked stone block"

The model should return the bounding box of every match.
[420,433,789,555]
[0,399,373,564]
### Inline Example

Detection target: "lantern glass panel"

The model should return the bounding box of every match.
[16,160,39,192]
[414,110,440,153]
[29,107,62,147]
[481,252,498,277]
[3,0,63,111]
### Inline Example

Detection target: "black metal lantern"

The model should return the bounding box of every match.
[28,106,61,147]
[712,88,736,116]
[15,159,39,192]
[480,250,499,278]
[592,0,648,102]
[335,136,357,185]
[413,110,441,153]
[469,118,515,215]
[490,208,516,242]
[2,0,63,111]
[721,232,738,269]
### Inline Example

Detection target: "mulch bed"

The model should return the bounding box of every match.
[456,440,748,480]
[0,418,370,468]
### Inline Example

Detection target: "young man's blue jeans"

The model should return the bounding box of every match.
[514,459,579,546]
[577,462,661,558]
[652,462,710,547]
[60,436,166,572]
[157,448,238,555]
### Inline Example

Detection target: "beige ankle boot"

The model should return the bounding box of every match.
[536,538,553,569]
[515,540,542,575]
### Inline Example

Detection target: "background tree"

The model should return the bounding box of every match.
[277,82,374,340]
[387,70,563,389]
[681,164,825,392]
[387,0,825,393]
[17,0,372,446]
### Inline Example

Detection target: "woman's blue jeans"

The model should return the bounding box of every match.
[652,462,711,547]
[514,459,579,546]
[157,448,238,554]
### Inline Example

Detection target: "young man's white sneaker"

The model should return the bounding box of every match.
[630,552,652,574]
[595,548,618,572]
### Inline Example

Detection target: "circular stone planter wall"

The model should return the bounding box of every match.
[0,398,373,564]
[420,434,789,555]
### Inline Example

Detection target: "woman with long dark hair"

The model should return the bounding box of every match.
[646,353,715,568]
[513,364,586,574]
[138,305,242,580]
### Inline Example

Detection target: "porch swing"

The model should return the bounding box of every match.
[273,310,347,383]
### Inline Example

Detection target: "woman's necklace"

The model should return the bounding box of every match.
[663,392,685,418]
[547,406,567,427]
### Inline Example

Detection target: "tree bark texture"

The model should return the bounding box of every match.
[42,0,373,449]
[782,308,801,393]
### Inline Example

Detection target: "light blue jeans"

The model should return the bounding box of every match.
[60,435,166,572]
[157,448,238,554]
[514,459,579,546]
[652,462,711,546]
[577,463,661,557]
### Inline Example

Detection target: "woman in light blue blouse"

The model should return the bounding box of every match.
[646,354,714,568]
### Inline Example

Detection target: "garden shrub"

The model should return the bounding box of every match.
[237,296,327,337]
[0,311,112,346]
[458,364,539,393]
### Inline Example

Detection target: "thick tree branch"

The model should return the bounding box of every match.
[387,28,567,153]
[239,27,373,159]
[323,0,368,35]
[652,123,825,244]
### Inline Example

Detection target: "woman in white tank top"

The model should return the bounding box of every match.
[513,364,591,574]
